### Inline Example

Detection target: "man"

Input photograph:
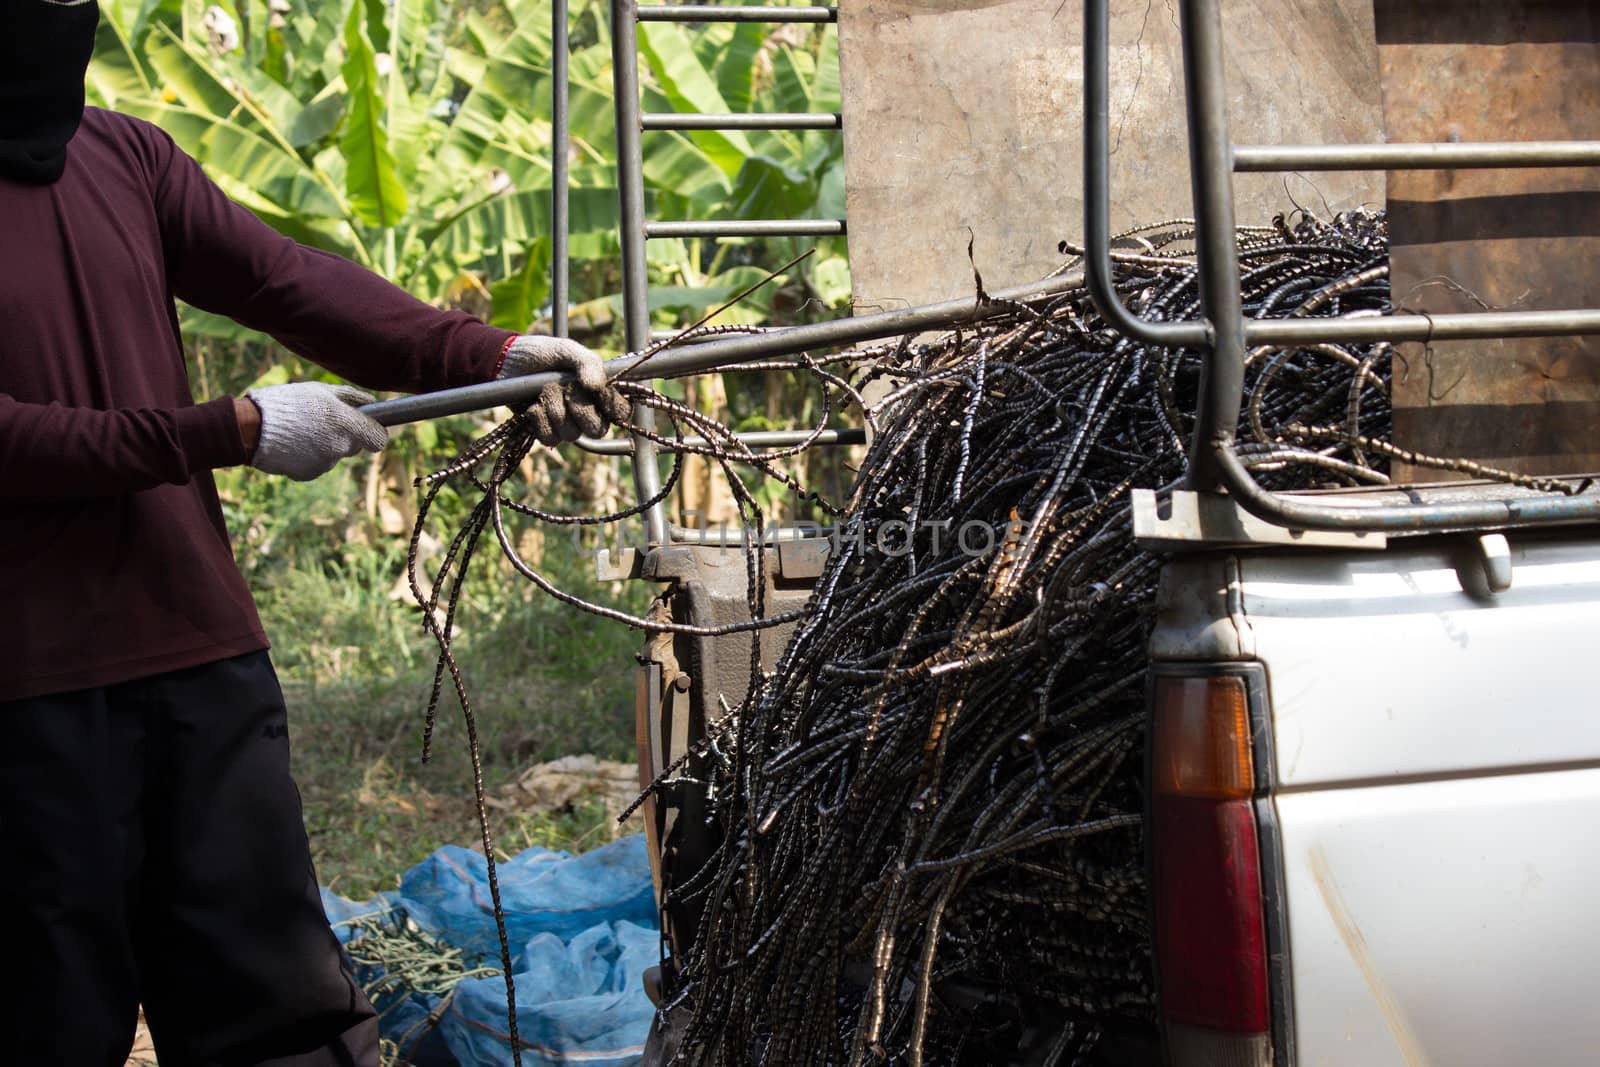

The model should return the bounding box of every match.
[0,3,624,1064]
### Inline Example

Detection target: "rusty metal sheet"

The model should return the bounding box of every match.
[1380,0,1600,479]
[837,0,1385,312]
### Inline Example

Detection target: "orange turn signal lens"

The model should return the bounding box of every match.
[1153,675,1254,799]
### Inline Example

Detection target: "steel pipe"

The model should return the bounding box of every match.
[1082,0,1210,352]
[1178,0,1247,492]
[551,0,571,338]
[1212,444,1600,532]
[636,5,836,22]
[646,219,846,239]
[1234,141,1600,172]
[643,112,842,131]
[611,0,668,544]
[359,271,1087,426]
[1246,309,1600,345]
[577,428,866,455]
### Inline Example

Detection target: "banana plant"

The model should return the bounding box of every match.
[88,0,621,341]
[634,16,851,326]
[88,0,849,347]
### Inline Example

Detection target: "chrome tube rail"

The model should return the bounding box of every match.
[643,112,842,131]
[644,219,847,238]
[611,0,669,543]
[1083,0,1600,533]
[1233,141,1600,172]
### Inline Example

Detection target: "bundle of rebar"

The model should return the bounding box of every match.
[660,210,1419,1065]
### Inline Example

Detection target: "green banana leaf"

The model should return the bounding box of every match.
[117,100,350,226]
[490,236,553,332]
[637,21,753,179]
[714,22,765,115]
[88,13,152,107]
[341,0,408,231]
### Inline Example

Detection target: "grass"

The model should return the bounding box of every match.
[226,463,651,900]
[289,630,638,900]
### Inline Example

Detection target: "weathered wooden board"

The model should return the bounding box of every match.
[1379,0,1600,479]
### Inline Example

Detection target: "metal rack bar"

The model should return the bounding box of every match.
[1083,0,1209,352]
[1177,0,1247,492]
[1234,141,1600,172]
[614,0,846,548]
[643,112,842,131]
[577,428,866,455]
[1244,310,1600,346]
[360,271,1087,426]
[636,5,836,22]
[551,0,571,338]
[645,219,847,239]
[1210,445,1600,531]
[611,0,669,545]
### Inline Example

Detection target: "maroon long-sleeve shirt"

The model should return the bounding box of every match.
[0,108,514,702]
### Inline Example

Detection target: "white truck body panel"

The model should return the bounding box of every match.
[1242,539,1600,788]
[1157,534,1600,1066]
[1275,770,1600,1066]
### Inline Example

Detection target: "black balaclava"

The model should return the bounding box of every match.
[0,1,102,185]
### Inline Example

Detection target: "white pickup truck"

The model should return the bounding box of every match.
[1140,489,1600,1067]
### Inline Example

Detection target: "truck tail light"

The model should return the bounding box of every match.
[1150,672,1275,1066]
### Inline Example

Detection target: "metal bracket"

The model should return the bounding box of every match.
[595,547,642,581]
[593,545,701,582]
[1477,533,1513,593]
[643,546,701,580]
[1132,489,1388,552]
[598,539,835,581]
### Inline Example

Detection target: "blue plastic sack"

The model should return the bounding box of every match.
[400,836,658,956]
[442,920,658,1066]
[322,834,659,1067]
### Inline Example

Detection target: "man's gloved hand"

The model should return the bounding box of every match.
[499,335,631,445]
[244,382,389,481]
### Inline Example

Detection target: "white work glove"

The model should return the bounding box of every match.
[245,382,389,481]
[499,335,631,445]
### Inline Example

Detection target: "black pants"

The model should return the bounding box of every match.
[0,651,379,1067]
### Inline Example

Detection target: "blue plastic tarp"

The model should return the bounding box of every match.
[323,834,659,1067]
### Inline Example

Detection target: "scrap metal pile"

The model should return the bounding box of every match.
[414,210,1560,1066]
[663,209,1411,1066]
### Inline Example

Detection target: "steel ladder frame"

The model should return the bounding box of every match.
[609,0,853,547]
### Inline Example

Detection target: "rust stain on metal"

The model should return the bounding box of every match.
[1379,1,1600,479]
[1309,845,1431,1067]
